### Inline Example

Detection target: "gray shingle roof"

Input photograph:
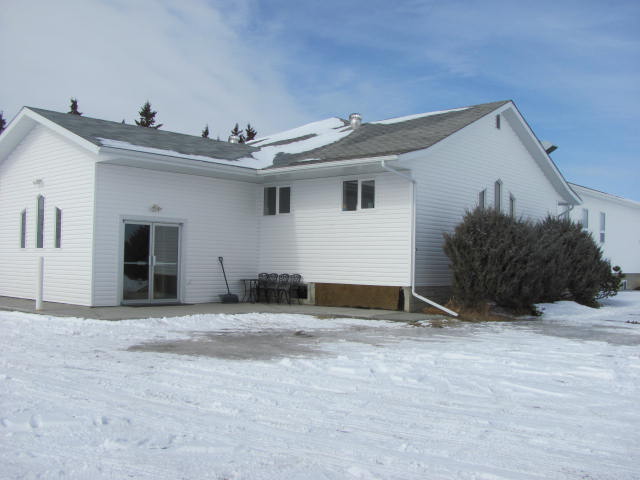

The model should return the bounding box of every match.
[27,100,509,169]
[28,107,257,161]
[269,100,510,168]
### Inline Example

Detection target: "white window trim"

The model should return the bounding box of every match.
[494,179,502,212]
[340,177,376,212]
[509,192,516,218]
[581,208,589,229]
[479,189,486,209]
[263,185,292,216]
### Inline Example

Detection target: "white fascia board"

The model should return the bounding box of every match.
[570,183,640,209]
[397,102,581,205]
[0,110,38,162]
[98,146,261,182]
[258,155,400,182]
[259,155,398,175]
[500,104,581,205]
[22,108,101,155]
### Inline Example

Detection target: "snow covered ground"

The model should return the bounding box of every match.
[1,293,639,479]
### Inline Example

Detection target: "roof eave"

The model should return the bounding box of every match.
[98,146,261,182]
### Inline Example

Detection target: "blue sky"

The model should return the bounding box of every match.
[1,0,638,200]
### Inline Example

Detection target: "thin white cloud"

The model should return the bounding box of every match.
[0,0,309,137]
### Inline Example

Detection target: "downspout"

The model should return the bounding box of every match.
[557,202,575,219]
[381,160,458,317]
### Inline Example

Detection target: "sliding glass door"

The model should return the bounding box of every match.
[123,222,180,303]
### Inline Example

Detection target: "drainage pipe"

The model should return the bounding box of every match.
[381,160,458,317]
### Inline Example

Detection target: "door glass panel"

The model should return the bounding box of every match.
[123,224,150,301]
[153,225,179,300]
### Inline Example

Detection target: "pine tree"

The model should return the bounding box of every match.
[68,98,82,115]
[135,101,162,129]
[0,111,6,134]
[230,123,245,143]
[201,124,209,138]
[245,123,257,142]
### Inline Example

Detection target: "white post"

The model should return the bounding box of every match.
[35,256,44,311]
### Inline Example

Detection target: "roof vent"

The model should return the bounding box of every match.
[349,113,362,129]
[228,134,240,144]
[541,140,558,154]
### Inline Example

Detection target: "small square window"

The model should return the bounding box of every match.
[342,180,358,211]
[279,187,291,214]
[263,187,276,215]
[361,180,375,209]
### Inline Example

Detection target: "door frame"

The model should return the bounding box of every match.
[118,216,185,305]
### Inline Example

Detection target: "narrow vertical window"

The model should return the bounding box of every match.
[361,180,375,209]
[342,180,358,211]
[36,195,45,248]
[495,114,501,129]
[263,187,276,215]
[494,180,502,212]
[599,212,606,243]
[55,208,62,248]
[278,187,291,214]
[20,209,27,248]
[509,194,516,218]
[479,190,486,209]
[581,208,589,228]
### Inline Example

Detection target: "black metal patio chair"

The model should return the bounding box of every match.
[257,273,269,302]
[265,273,279,303]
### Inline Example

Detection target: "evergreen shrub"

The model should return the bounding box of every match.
[443,208,621,311]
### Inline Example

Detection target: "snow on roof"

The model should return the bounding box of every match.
[246,117,353,166]
[97,138,260,169]
[249,118,347,147]
[371,107,470,125]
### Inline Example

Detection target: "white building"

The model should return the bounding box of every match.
[2,100,623,312]
[569,184,640,289]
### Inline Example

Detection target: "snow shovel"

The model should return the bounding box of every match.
[218,256,239,303]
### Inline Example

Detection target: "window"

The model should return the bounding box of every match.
[342,179,375,211]
[361,180,375,209]
[36,195,44,248]
[263,186,290,215]
[509,193,516,218]
[342,180,358,211]
[494,180,502,211]
[20,209,26,248]
[581,208,589,229]
[599,212,606,243]
[278,187,291,214]
[55,208,62,248]
[479,189,486,209]
[496,114,501,129]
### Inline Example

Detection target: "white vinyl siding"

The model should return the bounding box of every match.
[92,164,259,306]
[259,173,411,286]
[0,125,95,304]
[407,110,566,287]
[569,185,640,276]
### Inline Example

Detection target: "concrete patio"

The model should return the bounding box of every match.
[0,296,437,322]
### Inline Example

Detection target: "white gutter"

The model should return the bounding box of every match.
[380,160,458,317]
